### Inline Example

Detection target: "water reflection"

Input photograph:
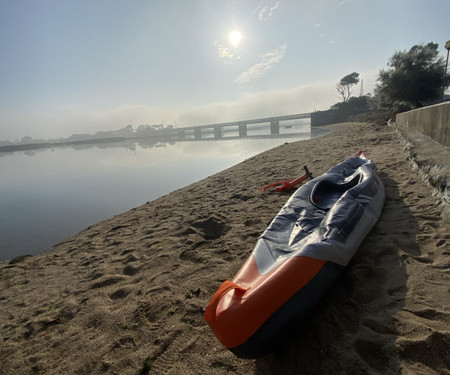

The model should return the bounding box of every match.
[0,120,329,157]
[0,123,328,261]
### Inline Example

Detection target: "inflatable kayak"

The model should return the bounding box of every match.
[204,151,385,358]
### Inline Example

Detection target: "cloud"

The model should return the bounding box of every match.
[234,44,287,84]
[213,40,240,64]
[338,0,351,5]
[258,1,281,21]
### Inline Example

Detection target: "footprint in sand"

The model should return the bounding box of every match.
[90,276,125,289]
[122,264,139,276]
[109,288,130,299]
[190,216,229,240]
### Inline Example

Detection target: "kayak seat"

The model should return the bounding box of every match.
[310,174,361,211]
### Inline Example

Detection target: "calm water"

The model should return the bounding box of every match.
[0,122,323,261]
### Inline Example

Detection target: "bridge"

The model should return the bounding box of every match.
[172,112,311,141]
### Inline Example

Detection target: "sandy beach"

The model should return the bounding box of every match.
[1,121,449,374]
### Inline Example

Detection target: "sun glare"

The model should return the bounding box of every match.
[228,30,242,47]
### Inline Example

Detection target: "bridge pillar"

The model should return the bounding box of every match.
[270,120,280,135]
[194,128,202,140]
[178,129,186,141]
[214,125,222,140]
[239,124,247,137]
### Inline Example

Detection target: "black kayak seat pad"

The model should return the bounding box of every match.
[310,173,361,210]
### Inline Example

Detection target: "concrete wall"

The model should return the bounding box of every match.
[395,102,450,147]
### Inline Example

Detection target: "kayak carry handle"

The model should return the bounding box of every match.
[261,165,313,194]
[204,281,247,322]
[303,165,313,179]
[351,150,365,158]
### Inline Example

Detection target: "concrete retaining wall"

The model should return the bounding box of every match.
[395,102,450,146]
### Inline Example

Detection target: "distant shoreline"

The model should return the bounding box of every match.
[1,126,325,154]
[0,137,127,153]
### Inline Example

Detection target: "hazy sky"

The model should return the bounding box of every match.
[1,0,449,140]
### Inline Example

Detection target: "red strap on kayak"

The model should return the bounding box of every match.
[261,166,313,194]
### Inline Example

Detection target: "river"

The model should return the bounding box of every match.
[0,121,327,261]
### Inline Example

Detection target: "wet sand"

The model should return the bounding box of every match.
[1,122,449,374]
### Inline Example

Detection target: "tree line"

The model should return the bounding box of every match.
[332,41,449,116]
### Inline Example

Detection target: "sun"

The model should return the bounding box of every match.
[228,30,242,47]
